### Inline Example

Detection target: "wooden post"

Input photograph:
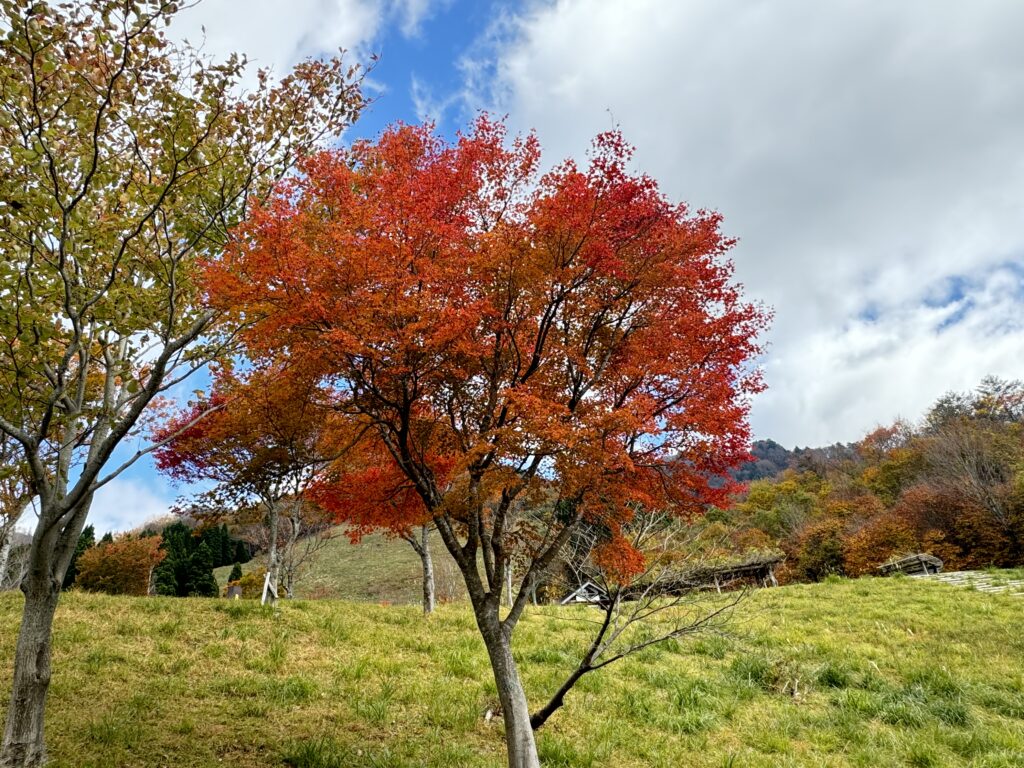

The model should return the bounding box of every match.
[261,571,278,606]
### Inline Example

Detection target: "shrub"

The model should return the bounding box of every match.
[790,518,847,581]
[234,567,268,599]
[76,536,164,596]
[843,512,918,576]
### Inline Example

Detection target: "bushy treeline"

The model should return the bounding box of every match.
[152,522,251,597]
[64,521,252,597]
[716,376,1024,581]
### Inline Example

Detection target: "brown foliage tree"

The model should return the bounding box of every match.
[75,536,164,596]
[843,513,919,577]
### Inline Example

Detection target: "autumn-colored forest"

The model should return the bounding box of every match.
[714,376,1024,582]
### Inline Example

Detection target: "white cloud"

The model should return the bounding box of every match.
[171,1,384,75]
[86,477,175,535]
[411,73,462,123]
[169,0,446,83]
[392,0,447,38]
[457,0,1024,445]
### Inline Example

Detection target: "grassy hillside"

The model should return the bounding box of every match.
[214,529,463,603]
[1,578,1022,767]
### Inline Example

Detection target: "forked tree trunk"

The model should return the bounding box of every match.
[478,616,540,768]
[419,526,435,615]
[1,571,60,767]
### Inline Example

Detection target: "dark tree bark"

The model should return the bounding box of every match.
[2,578,59,768]
[1,498,89,768]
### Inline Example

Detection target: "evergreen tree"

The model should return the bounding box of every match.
[156,521,193,597]
[152,560,178,597]
[187,542,219,597]
[227,562,243,583]
[199,523,233,568]
[199,525,219,567]
[220,524,233,567]
[62,525,95,589]
[234,540,250,564]
[99,532,113,545]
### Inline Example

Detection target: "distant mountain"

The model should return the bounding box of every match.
[731,439,794,482]
[730,439,862,483]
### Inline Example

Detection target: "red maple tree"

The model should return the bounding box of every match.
[206,117,768,767]
[153,364,336,596]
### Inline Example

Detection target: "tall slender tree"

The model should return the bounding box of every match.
[0,1,364,763]
[311,435,440,614]
[154,364,337,596]
[207,118,767,767]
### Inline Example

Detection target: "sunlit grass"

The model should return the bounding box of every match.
[0,576,1021,766]
[215,528,461,604]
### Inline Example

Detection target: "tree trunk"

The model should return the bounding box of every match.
[0,534,12,590]
[419,525,435,615]
[0,573,60,767]
[1,492,88,768]
[265,501,280,592]
[479,619,540,768]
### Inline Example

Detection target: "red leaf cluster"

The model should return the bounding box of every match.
[204,116,768,565]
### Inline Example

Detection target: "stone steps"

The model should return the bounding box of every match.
[916,570,1024,595]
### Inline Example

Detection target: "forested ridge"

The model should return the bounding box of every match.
[719,376,1024,581]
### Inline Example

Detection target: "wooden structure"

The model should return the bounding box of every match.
[877,553,942,577]
[559,553,785,605]
[261,571,278,606]
[679,554,783,592]
[560,581,607,605]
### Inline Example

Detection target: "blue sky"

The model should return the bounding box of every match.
[81,0,1024,533]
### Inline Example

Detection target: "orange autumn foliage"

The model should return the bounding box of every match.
[153,364,332,512]
[76,536,165,596]
[591,538,648,585]
[894,484,1009,569]
[206,117,767,550]
[309,437,441,542]
[787,518,848,581]
[842,513,919,577]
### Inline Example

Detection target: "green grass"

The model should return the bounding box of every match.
[0,577,1022,767]
[215,529,464,604]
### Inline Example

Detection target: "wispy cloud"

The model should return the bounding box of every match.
[453,0,1024,444]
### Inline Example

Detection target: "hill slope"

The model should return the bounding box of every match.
[1,578,1022,767]
[214,529,462,603]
